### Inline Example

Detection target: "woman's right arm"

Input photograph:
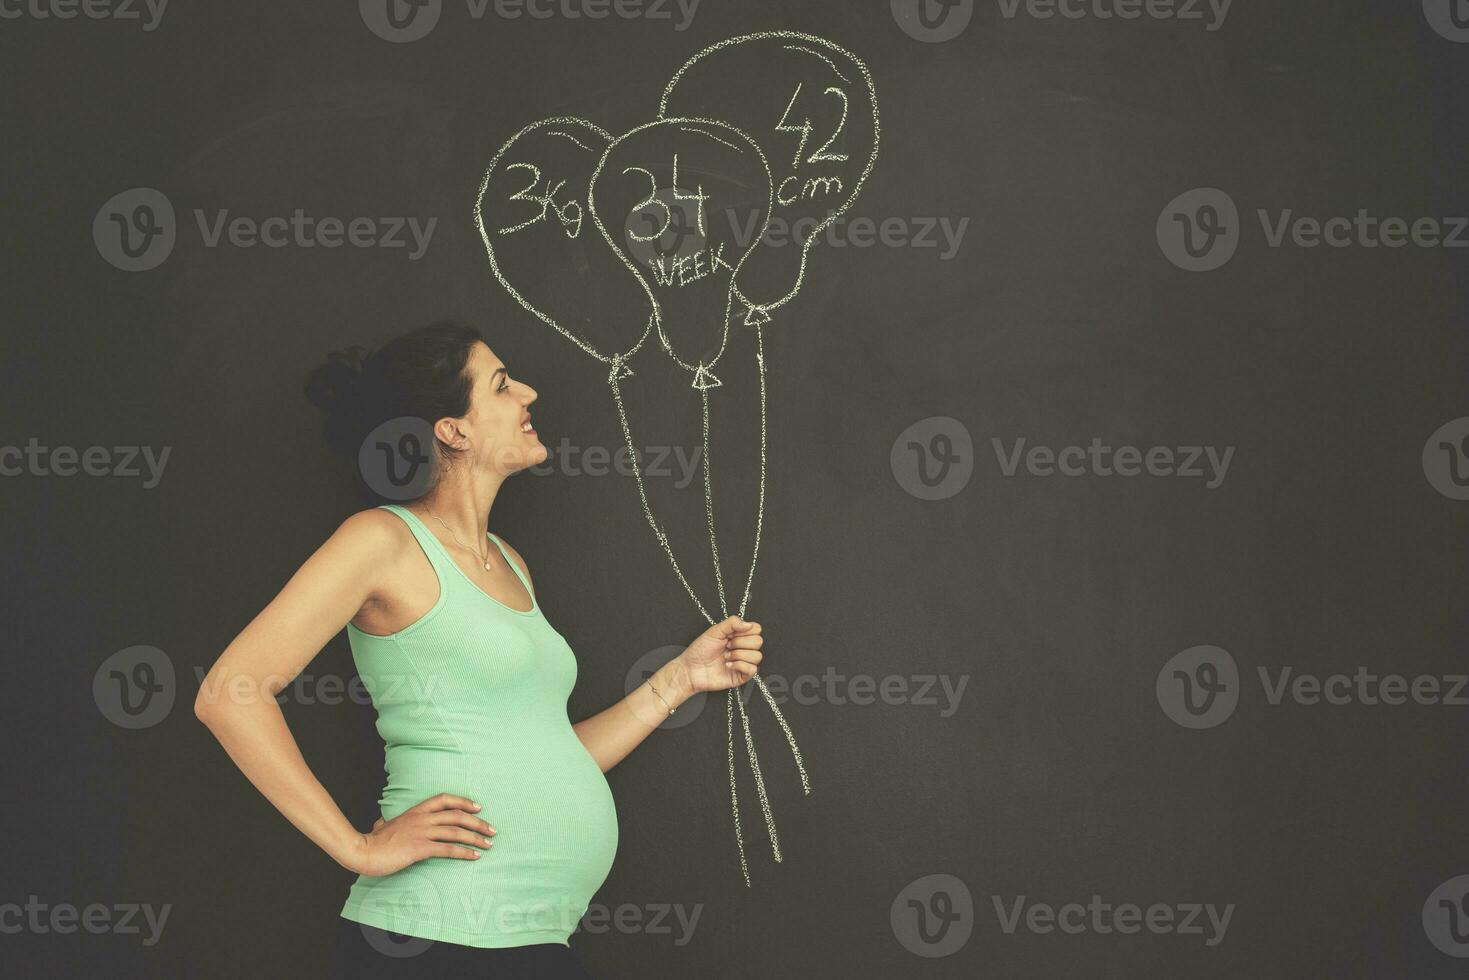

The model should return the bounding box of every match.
[194,510,494,876]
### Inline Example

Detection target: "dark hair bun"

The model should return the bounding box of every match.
[304,345,372,458]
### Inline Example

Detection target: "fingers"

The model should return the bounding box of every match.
[726,634,763,651]
[425,842,484,861]
[430,811,496,836]
[411,792,482,814]
[714,615,760,638]
[426,826,495,849]
[724,648,763,667]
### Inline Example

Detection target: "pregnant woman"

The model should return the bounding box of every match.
[194,320,764,979]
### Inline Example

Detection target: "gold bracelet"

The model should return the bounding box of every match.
[647,678,676,715]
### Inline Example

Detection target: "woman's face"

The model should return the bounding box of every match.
[452,340,546,475]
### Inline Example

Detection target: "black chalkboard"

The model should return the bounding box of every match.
[6,1,1469,977]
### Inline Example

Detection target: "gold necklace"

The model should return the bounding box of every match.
[422,503,493,571]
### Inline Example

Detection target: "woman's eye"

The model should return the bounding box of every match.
[498,379,510,392]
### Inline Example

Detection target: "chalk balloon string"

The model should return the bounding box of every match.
[606,333,810,888]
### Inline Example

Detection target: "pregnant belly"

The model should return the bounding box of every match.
[366,734,620,942]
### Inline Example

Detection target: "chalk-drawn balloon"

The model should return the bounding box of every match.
[588,117,773,387]
[474,117,652,374]
[659,32,880,325]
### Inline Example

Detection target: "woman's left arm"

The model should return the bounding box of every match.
[572,615,763,772]
[499,540,763,772]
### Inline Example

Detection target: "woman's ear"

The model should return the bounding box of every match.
[433,417,469,450]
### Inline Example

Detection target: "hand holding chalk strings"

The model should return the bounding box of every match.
[675,615,763,695]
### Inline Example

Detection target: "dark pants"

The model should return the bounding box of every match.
[334,917,597,979]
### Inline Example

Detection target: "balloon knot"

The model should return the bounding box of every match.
[743,305,773,327]
[691,364,722,390]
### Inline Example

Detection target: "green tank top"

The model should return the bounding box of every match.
[339,503,619,948]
